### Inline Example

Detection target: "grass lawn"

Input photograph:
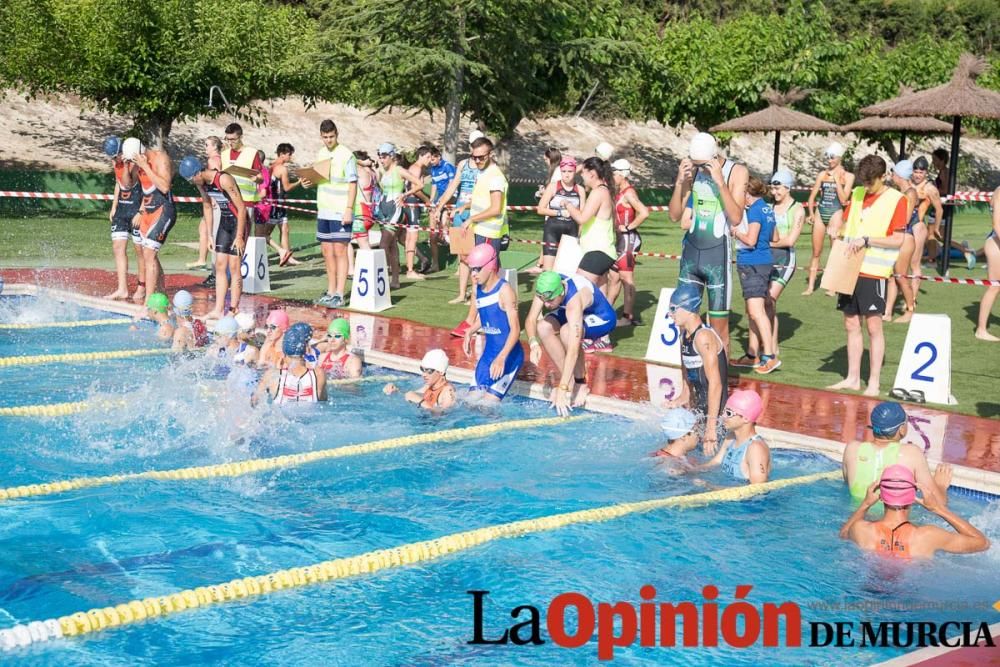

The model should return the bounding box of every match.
[3,202,999,418]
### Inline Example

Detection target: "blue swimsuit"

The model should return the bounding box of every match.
[474,278,524,399]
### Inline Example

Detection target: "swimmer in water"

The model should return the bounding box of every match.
[258,309,290,368]
[700,389,771,483]
[253,322,328,405]
[462,243,523,403]
[840,465,989,560]
[651,408,701,471]
[134,292,175,340]
[313,317,362,379]
[383,349,456,411]
[171,290,209,352]
[206,315,240,359]
[232,312,260,366]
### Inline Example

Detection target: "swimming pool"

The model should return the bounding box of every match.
[0,294,998,665]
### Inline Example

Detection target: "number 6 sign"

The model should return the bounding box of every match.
[892,313,956,405]
[241,236,271,293]
[644,288,682,366]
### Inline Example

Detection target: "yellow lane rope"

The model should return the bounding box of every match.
[0,470,839,650]
[0,319,129,330]
[0,416,583,502]
[0,348,169,368]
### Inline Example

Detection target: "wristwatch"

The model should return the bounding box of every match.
[863,236,870,248]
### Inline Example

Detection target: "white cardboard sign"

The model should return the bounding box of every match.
[349,249,392,312]
[552,235,583,277]
[241,236,270,293]
[892,313,955,405]
[644,288,682,367]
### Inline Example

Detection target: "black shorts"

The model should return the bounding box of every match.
[215,214,240,256]
[737,263,771,299]
[542,218,577,257]
[404,195,422,228]
[769,247,796,287]
[111,214,133,241]
[837,276,887,317]
[578,250,615,277]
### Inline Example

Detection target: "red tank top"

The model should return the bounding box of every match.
[319,350,351,377]
[615,186,635,227]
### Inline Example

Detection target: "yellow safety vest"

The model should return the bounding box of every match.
[316,144,356,220]
[470,163,508,239]
[843,186,903,278]
[221,147,260,203]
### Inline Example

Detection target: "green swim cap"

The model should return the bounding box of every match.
[327,317,350,339]
[146,292,169,314]
[535,271,565,299]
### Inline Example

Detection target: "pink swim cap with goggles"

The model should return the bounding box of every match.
[466,243,498,272]
[724,389,764,422]
[879,464,917,507]
[265,309,290,332]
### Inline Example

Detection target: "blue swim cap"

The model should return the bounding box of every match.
[661,408,697,440]
[282,322,313,357]
[179,155,203,181]
[669,283,702,313]
[214,316,239,337]
[103,136,122,157]
[870,402,907,436]
[172,290,193,315]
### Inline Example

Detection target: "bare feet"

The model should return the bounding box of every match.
[131,287,146,304]
[448,295,468,305]
[186,260,207,270]
[406,271,426,281]
[801,288,814,296]
[882,314,892,323]
[104,290,129,301]
[205,308,225,321]
[862,383,880,397]
[827,378,861,391]
[572,384,590,408]
[894,310,913,324]
[975,329,1000,342]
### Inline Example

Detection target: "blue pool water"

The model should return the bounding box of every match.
[0,296,998,665]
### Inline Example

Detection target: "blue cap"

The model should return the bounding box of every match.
[377,142,396,156]
[661,408,697,440]
[214,316,239,337]
[282,322,313,357]
[770,169,794,188]
[870,402,907,436]
[179,155,203,181]
[103,136,122,157]
[669,283,702,313]
[172,290,193,315]
[893,160,914,180]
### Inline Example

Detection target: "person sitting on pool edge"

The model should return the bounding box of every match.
[651,408,702,471]
[525,270,616,416]
[698,389,771,483]
[662,283,728,454]
[253,322,328,405]
[383,349,456,411]
[311,317,362,379]
[840,464,989,560]
[842,401,950,508]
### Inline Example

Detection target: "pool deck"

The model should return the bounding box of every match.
[3,267,1000,482]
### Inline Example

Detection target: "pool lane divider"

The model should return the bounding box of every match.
[0,469,839,650]
[0,318,130,330]
[0,374,404,417]
[0,415,583,502]
[0,348,169,368]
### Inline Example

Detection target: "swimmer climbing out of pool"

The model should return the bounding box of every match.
[253,322,327,405]
[651,408,702,471]
[699,389,771,483]
[462,243,524,403]
[313,317,362,379]
[383,349,456,411]
[840,465,989,560]
[525,270,616,416]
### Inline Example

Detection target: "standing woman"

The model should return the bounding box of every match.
[266,143,302,267]
[530,148,564,273]
[188,137,224,271]
[975,186,1000,341]
[804,142,854,295]
[104,136,145,300]
[763,169,804,357]
[606,159,649,326]
[348,150,378,275]
[536,156,585,271]
[437,149,481,304]
[402,146,434,278]
[885,160,918,323]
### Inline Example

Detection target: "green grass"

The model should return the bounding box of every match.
[3,204,999,418]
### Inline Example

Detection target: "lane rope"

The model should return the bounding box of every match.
[0,318,129,330]
[0,349,169,368]
[0,416,583,502]
[0,469,839,650]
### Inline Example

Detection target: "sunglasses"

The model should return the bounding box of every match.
[420,366,438,374]
[471,153,490,163]
[469,265,487,274]
[378,153,392,158]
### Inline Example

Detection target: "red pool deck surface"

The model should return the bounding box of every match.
[5,267,1000,477]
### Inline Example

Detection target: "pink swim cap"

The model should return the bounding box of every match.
[725,389,763,422]
[467,243,498,272]
[265,309,290,332]
[879,464,917,507]
[559,157,577,170]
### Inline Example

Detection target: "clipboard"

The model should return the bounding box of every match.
[223,165,260,180]
[292,160,330,185]
[449,226,475,255]
[820,239,864,295]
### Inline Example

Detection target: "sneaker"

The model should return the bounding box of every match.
[731,355,758,368]
[314,293,335,306]
[450,320,472,338]
[201,273,216,288]
[755,356,782,375]
[582,338,596,354]
[594,334,615,353]
[329,294,344,308]
[962,241,976,270]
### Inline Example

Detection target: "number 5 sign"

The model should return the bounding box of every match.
[644,288,682,366]
[241,236,271,293]
[892,313,956,405]
[349,249,392,312]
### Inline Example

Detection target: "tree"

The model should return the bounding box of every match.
[0,0,323,147]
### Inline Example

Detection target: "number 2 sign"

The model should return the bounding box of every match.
[892,313,955,405]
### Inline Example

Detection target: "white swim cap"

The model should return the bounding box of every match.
[121,137,144,161]
[611,158,631,174]
[595,142,614,160]
[689,133,717,161]
[824,142,845,158]
[420,348,449,374]
[234,312,256,332]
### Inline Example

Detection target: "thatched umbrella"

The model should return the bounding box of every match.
[841,116,954,159]
[861,53,1000,273]
[711,88,840,173]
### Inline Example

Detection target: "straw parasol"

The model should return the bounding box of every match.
[710,88,840,173]
[841,116,954,159]
[861,53,1000,272]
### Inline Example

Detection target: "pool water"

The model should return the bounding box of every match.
[0,296,998,666]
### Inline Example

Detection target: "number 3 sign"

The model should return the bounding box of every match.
[645,288,682,367]
[892,313,956,405]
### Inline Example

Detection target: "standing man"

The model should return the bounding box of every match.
[428,146,457,273]
[103,136,145,301]
[669,132,749,353]
[465,137,509,255]
[302,119,357,307]
[220,123,265,231]
[128,138,175,299]
[827,156,907,397]
[180,156,247,319]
